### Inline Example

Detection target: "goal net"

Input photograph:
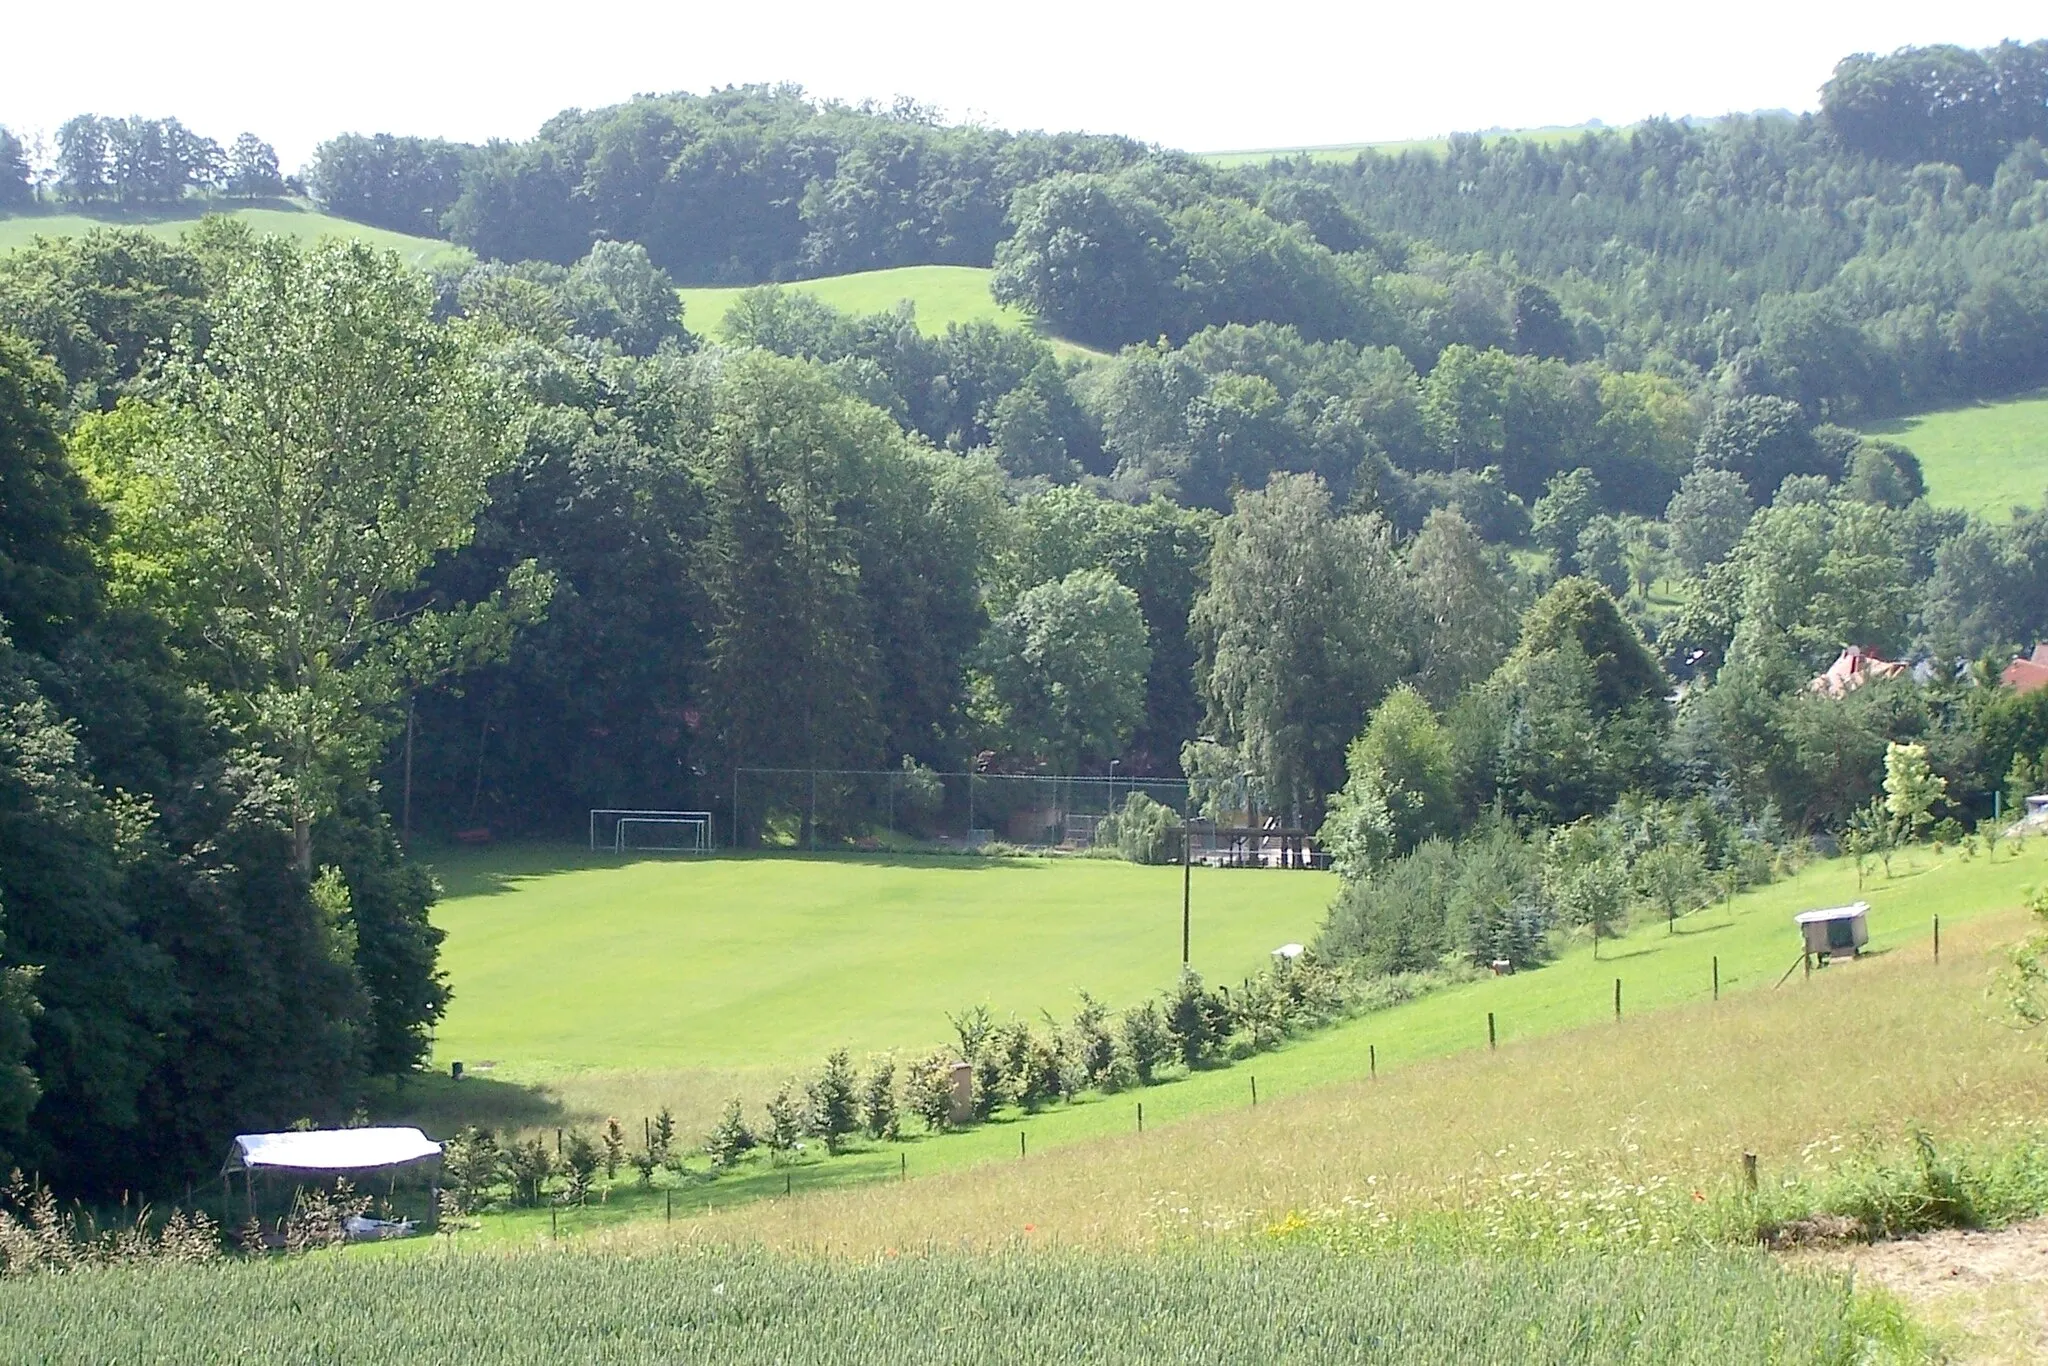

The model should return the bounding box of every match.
[589,809,713,854]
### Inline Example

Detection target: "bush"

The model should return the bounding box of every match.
[903,1052,956,1133]
[862,1058,899,1140]
[1097,792,1179,864]
[441,1126,503,1204]
[704,1097,755,1168]
[559,1131,599,1202]
[805,1050,861,1154]
[1117,999,1175,1084]
[1069,991,1115,1083]
[1165,968,1230,1069]
[600,1118,626,1180]
[501,1136,554,1208]
[762,1085,803,1153]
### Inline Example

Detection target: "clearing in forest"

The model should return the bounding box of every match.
[1864,388,2048,519]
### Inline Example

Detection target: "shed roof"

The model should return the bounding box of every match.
[223,1127,441,1176]
[1793,901,1869,926]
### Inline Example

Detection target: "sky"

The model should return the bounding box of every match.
[4,0,2045,170]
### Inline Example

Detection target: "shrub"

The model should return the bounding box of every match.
[1165,968,1230,1069]
[903,1052,956,1133]
[1117,999,1175,1084]
[559,1131,599,1203]
[501,1136,554,1208]
[862,1058,900,1140]
[651,1107,678,1167]
[1098,792,1179,864]
[1069,991,1116,1083]
[805,1050,862,1154]
[762,1085,803,1153]
[704,1098,755,1168]
[441,1126,503,1204]
[600,1118,626,1180]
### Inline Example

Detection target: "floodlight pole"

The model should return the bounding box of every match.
[1182,821,1192,966]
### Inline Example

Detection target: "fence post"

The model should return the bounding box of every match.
[1369,1044,1376,1078]
[1137,1102,1143,1134]
[1251,1075,1258,1107]
[665,1192,672,1223]
[1934,915,1940,962]
[901,1152,906,1182]
[1614,978,1622,1020]
[785,1171,791,1197]
[1487,1012,1496,1049]
[1713,956,1719,1001]
[1020,1131,1026,1160]
[1743,1152,1758,1192]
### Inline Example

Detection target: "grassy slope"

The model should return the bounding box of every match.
[0,201,470,271]
[425,839,2048,1244]
[424,848,1331,1074]
[668,843,2048,1254]
[677,264,1102,361]
[1864,389,2048,520]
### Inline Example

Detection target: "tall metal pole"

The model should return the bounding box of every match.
[1182,822,1192,966]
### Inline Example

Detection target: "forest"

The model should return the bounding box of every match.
[2,39,2048,1194]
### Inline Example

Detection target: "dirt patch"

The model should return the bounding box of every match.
[1794,1218,2048,1364]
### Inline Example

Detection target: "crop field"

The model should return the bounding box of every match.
[1863,388,2048,519]
[0,201,470,271]
[0,1244,1880,1365]
[676,265,1102,360]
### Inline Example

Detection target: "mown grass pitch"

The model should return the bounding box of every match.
[425,849,1331,1075]
[1864,388,2048,520]
[0,201,471,271]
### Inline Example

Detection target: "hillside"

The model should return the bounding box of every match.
[1865,389,2048,520]
[1199,123,1609,167]
[678,265,1102,360]
[0,201,470,271]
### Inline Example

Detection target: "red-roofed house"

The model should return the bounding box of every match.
[1809,646,1908,698]
[2003,643,2048,695]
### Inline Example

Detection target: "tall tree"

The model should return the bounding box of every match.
[152,238,526,875]
[224,133,284,199]
[1194,473,1415,821]
[54,116,108,204]
[1408,506,1518,705]
[976,569,1150,773]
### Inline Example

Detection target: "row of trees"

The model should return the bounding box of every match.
[44,117,283,205]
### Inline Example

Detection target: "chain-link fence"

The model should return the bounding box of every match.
[730,768,1193,853]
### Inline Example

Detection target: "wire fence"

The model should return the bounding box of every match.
[730,768,1194,853]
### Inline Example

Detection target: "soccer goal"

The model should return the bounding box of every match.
[589,809,714,854]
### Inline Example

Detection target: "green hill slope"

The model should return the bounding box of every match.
[1864,388,2048,519]
[0,202,470,272]
[679,265,1102,360]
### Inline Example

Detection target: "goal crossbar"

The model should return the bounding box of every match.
[590,809,715,853]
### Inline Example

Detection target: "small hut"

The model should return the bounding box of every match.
[1794,902,1869,962]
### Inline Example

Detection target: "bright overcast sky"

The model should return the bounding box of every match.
[5,1,2045,170]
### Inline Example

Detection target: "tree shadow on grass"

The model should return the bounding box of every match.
[421,841,1043,898]
[365,1071,566,1135]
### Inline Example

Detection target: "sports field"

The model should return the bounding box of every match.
[1863,388,2048,519]
[426,849,1331,1074]
[677,265,1102,360]
[0,202,471,271]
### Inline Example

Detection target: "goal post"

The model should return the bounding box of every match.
[589,809,714,854]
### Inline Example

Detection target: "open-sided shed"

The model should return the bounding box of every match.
[1794,902,1869,961]
[222,1127,442,1237]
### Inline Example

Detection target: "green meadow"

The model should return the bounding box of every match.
[0,201,470,271]
[1864,387,2048,519]
[677,264,1102,360]
[377,837,2048,1244]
